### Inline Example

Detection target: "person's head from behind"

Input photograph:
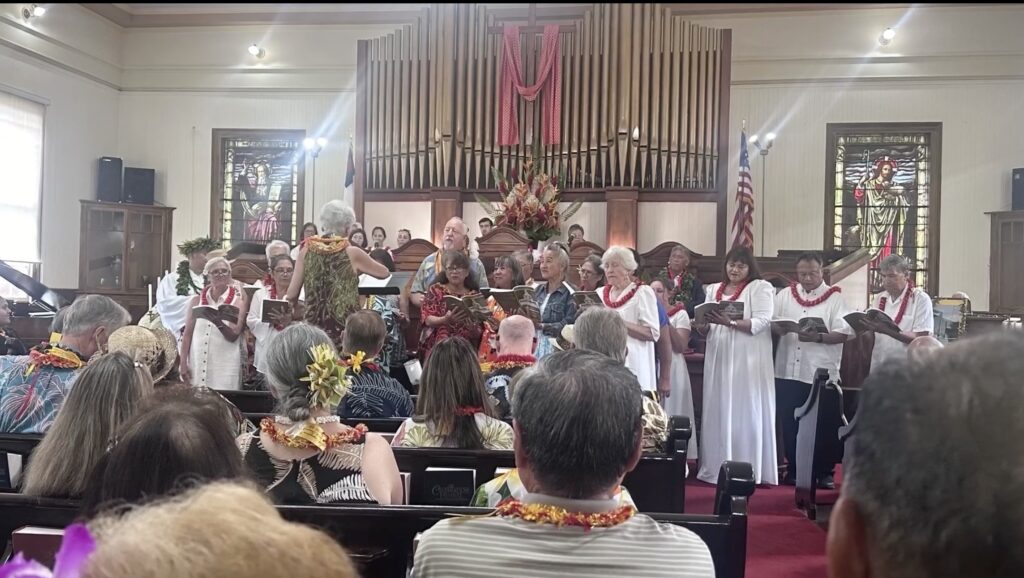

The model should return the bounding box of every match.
[567,223,584,243]
[396,228,412,247]
[264,240,289,266]
[574,307,628,363]
[342,310,386,359]
[319,200,355,237]
[300,221,319,241]
[84,482,357,578]
[81,387,248,516]
[492,255,524,289]
[497,315,536,357]
[368,248,395,272]
[721,245,761,285]
[512,350,642,499]
[436,250,477,291]
[62,295,132,357]
[265,323,337,420]
[22,352,152,498]
[478,217,494,237]
[418,337,493,448]
[513,250,534,280]
[828,332,1024,578]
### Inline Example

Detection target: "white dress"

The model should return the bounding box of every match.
[604,283,661,391]
[155,268,205,344]
[697,279,778,485]
[663,308,697,460]
[188,284,244,390]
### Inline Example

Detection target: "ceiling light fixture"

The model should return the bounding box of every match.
[22,4,46,19]
[247,43,265,58]
[878,27,896,46]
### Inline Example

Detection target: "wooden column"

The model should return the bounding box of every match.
[606,188,639,248]
[430,188,462,246]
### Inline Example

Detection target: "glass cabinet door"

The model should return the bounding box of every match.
[126,211,166,292]
[83,208,126,291]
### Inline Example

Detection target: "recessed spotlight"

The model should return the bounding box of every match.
[22,4,46,19]
[247,43,265,58]
[878,27,896,46]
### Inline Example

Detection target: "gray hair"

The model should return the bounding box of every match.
[601,245,638,273]
[542,243,570,274]
[319,200,356,237]
[512,349,643,499]
[203,256,232,277]
[670,244,691,258]
[264,240,290,262]
[573,308,628,363]
[878,254,910,274]
[844,332,1024,578]
[264,323,336,421]
[62,295,131,337]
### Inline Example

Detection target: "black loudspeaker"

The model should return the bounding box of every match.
[1013,168,1024,210]
[97,157,123,203]
[123,167,155,205]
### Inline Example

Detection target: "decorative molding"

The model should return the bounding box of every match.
[81,3,425,28]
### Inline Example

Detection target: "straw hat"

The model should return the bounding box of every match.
[551,324,575,352]
[106,325,178,382]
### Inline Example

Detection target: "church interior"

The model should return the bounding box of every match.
[1,3,1023,578]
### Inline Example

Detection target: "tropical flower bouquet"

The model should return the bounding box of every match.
[477,158,582,244]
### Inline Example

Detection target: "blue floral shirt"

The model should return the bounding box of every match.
[0,356,80,434]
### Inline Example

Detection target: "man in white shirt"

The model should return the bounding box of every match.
[773,252,853,488]
[865,254,933,371]
[412,350,715,578]
[154,236,218,344]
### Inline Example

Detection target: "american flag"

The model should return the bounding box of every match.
[344,142,356,192]
[730,130,755,249]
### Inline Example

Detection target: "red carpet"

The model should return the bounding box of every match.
[683,463,833,578]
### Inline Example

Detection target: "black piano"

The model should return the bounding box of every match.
[0,260,72,351]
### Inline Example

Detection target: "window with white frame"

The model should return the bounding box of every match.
[0,90,45,300]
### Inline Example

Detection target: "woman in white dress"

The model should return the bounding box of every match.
[650,277,697,460]
[247,254,296,384]
[599,246,660,392]
[180,254,249,390]
[694,246,777,485]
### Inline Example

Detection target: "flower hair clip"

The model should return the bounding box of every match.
[300,343,352,410]
[455,406,484,417]
[0,523,95,578]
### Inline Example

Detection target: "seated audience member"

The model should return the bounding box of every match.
[513,249,537,286]
[908,334,944,353]
[577,253,606,292]
[365,249,408,379]
[478,254,525,363]
[863,254,934,370]
[0,298,26,356]
[478,217,494,237]
[396,228,412,248]
[567,223,585,245]
[0,295,130,433]
[393,336,513,450]
[21,352,152,498]
[828,332,1024,578]
[80,387,249,517]
[410,217,488,308]
[419,250,485,359]
[337,310,413,418]
[82,482,357,578]
[239,323,403,505]
[482,315,536,418]
[574,308,669,452]
[414,350,714,578]
[105,325,179,385]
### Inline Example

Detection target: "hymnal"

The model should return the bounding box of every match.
[844,309,899,334]
[412,467,476,507]
[443,293,492,323]
[260,299,291,324]
[772,317,828,334]
[192,303,240,324]
[694,301,745,325]
[489,285,541,322]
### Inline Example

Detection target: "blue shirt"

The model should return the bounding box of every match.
[657,300,670,328]
[0,356,80,434]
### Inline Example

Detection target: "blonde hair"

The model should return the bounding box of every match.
[84,482,357,578]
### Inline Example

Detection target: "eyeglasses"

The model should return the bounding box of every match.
[273,268,294,274]
[446,266,468,273]
[209,269,231,276]
[578,267,595,277]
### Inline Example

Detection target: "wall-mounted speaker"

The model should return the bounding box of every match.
[97,157,123,203]
[124,167,155,205]
[1013,168,1024,211]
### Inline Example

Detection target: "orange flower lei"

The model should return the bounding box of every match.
[304,235,350,255]
[488,354,536,372]
[495,498,636,532]
[260,418,367,450]
[25,345,85,376]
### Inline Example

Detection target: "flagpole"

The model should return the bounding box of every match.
[760,156,766,257]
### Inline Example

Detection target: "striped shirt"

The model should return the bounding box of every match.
[412,494,715,578]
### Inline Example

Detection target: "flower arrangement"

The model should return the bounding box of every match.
[477,157,582,243]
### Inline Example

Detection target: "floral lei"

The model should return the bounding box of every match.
[260,418,367,450]
[790,283,841,308]
[666,268,695,306]
[879,282,914,325]
[455,406,484,416]
[667,304,686,318]
[495,498,636,531]
[175,260,205,296]
[602,282,641,309]
[715,279,751,302]
[200,284,237,307]
[489,353,536,372]
[304,235,350,255]
[25,343,85,376]
[342,351,381,374]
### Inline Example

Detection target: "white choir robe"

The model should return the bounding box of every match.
[247,287,283,376]
[663,308,697,460]
[773,283,853,385]
[606,283,661,392]
[869,286,934,370]
[697,279,778,485]
[155,268,204,344]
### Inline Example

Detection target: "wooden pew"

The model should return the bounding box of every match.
[0,460,752,578]
[567,240,605,287]
[475,227,531,282]
[794,369,847,520]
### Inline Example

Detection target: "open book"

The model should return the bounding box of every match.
[192,303,240,325]
[260,298,291,324]
[844,309,900,334]
[572,291,604,310]
[489,285,541,323]
[772,316,829,334]
[694,301,745,325]
[444,293,492,323]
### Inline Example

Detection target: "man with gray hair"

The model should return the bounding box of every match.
[256,240,291,286]
[0,294,130,433]
[828,331,1024,578]
[410,216,488,307]
[863,254,933,370]
[413,349,715,578]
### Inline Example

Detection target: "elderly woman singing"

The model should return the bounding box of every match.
[599,246,660,393]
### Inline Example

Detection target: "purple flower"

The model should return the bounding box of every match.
[0,524,96,578]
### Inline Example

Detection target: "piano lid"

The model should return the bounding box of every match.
[0,260,70,313]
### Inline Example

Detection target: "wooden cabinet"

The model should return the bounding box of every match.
[989,211,1024,314]
[79,201,175,321]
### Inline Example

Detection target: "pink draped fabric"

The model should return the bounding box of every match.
[498,25,562,146]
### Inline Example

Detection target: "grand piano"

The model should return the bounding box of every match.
[0,260,72,350]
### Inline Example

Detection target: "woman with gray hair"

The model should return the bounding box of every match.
[238,323,403,504]
[600,246,660,392]
[179,252,249,389]
[533,242,577,359]
[287,200,389,348]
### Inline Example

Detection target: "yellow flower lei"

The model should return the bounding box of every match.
[494,498,636,531]
[305,235,350,255]
[300,343,352,409]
